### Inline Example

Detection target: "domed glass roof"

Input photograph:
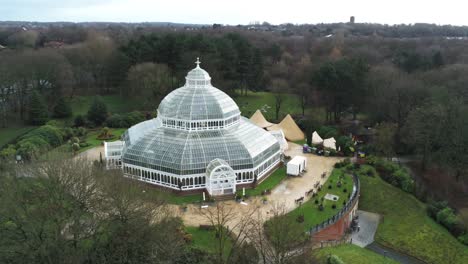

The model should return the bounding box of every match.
[121,59,281,177]
[158,59,240,121]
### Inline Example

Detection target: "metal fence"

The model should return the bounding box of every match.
[308,173,361,235]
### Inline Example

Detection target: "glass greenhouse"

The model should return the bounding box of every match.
[111,59,281,195]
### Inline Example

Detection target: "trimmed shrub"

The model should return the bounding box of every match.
[318,204,324,211]
[332,204,337,209]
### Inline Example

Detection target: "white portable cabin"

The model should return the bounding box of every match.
[287,156,307,176]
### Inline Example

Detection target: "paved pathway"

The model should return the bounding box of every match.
[351,210,381,247]
[176,143,343,226]
[367,242,427,264]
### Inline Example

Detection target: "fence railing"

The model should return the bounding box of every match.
[308,173,360,235]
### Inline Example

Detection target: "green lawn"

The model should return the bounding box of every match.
[70,95,142,117]
[285,168,354,231]
[0,125,36,148]
[359,171,468,263]
[245,166,287,196]
[315,244,399,264]
[80,128,127,152]
[162,192,204,205]
[185,226,232,256]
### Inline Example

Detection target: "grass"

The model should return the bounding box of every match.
[185,226,232,256]
[163,192,204,205]
[245,166,287,196]
[79,128,127,152]
[315,244,399,264]
[285,168,354,231]
[359,168,468,264]
[70,95,142,117]
[0,125,36,148]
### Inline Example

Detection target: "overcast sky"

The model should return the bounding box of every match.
[0,0,467,26]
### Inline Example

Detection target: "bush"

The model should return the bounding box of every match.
[296,215,304,223]
[328,185,332,189]
[427,200,449,219]
[314,199,319,204]
[20,125,63,148]
[317,126,338,139]
[75,127,87,137]
[328,254,345,264]
[436,207,459,232]
[336,135,354,155]
[0,145,17,159]
[372,157,414,193]
[106,111,145,128]
[74,115,86,127]
[332,204,337,209]
[334,158,351,169]
[458,233,468,246]
[79,142,90,148]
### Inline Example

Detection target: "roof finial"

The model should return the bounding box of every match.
[195,57,201,67]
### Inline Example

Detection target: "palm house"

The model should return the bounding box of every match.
[107,59,281,196]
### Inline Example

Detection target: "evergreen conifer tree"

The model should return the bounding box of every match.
[87,96,108,126]
[53,97,72,118]
[28,90,48,125]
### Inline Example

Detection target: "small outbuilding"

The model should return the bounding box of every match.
[287,156,307,176]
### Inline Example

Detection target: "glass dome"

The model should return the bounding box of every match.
[120,59,281,192]
[158,59,240,122]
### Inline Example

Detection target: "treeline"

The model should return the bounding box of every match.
[1,24,468,183]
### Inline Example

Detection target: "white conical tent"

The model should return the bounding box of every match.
[269,129,288,152]
[250,109,274,128]
[312,131,324,145]
[267,114,305,142]
[323,137,337,150]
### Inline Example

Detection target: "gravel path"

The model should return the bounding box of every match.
[176,143,342,226]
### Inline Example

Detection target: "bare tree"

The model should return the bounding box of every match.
[248,203,312,264]
[271,78,289,121]
[199,202,257,264]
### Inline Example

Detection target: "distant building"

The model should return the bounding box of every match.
[350,16,355,24]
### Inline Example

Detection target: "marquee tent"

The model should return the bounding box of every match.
[250,109,274,128]
[323,137,337,150]
[312,131,324,145]
[267,114,305,142]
